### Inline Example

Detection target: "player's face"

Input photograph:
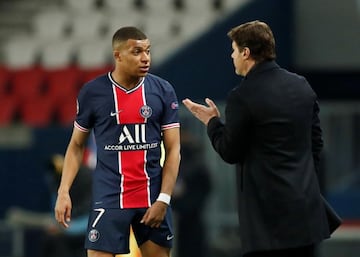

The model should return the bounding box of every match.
[120,39,151,77]
[231,41,246,76]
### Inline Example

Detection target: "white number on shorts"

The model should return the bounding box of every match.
[92,208,105,228]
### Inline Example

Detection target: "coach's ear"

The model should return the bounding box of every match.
[242,47,251,58]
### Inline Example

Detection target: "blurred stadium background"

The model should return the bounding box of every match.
[0,0,360,256]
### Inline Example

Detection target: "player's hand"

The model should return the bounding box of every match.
[54,192,72,228]
[140,201,167,228]
[182,98,220,125]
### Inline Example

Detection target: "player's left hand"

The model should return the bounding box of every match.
[140,201,167,228]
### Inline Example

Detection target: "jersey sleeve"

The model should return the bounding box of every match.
[74,84,94,132]
[161,81,180,131]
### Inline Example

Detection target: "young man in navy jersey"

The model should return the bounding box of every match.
[55,27,181,257]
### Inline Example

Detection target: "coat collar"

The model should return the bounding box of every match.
[244,60,280,79]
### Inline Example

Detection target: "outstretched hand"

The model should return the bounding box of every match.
[182,98,220,126]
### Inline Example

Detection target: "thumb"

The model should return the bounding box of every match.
[205,98,216,108]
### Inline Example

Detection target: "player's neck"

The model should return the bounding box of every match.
[111,71,141,90]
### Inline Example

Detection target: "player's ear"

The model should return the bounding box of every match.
[113,50,121,61]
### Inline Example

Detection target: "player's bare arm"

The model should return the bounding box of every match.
[159,127,181,196]
[141,127,180,228]
[55,128,90,228]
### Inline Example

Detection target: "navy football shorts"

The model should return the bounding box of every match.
[84,207,174,254]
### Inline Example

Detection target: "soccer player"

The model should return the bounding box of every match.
[54,27,181,257]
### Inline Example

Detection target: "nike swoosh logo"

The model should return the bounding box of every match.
[110,110,123,116]
[166,235,174,240]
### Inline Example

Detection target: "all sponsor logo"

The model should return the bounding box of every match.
[119,124,146,144]
[103,124,160,151]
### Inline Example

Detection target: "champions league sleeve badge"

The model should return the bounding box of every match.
[140,105,152,118]
[171,101,179,109]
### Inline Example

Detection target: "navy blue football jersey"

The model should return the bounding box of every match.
[75,72,180,209]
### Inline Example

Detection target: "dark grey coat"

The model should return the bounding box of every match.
[207,61,331,254]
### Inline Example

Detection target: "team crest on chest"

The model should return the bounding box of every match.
[140,105,152,118]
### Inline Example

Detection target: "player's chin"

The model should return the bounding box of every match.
[138,71,149,77]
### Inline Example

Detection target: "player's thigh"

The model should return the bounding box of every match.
[87,249,115,257]
[139,240,170,257]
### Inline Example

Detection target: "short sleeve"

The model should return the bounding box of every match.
[74,85,94,132]
[161,81,180,130]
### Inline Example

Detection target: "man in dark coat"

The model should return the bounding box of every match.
[182,20,340,257]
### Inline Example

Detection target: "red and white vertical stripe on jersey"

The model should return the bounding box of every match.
[112,82,151,208]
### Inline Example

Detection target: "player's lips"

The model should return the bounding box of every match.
[140,66,150,72]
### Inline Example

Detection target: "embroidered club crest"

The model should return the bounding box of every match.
[88,229,100,242]
[140,105,152,118]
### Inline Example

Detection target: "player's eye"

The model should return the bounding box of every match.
[133,50,141,55]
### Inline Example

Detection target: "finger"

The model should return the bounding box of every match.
[62,220,69,228]
[61,214,69,228]
[183,99,205,114]
[55,210,67,228]
[55,208,63,223]
[182,98,192,104]
[182,98,194,109]
[140,211,149,224]
[60,213,69,228]
[205,98,216,108]
[64,208,71,227]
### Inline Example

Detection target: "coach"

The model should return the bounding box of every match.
[183,20,340,257]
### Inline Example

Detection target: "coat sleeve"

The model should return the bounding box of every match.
[207,89,251,164]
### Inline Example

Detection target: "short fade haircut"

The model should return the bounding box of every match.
[112,26,148,49]
[227,20,276,62]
